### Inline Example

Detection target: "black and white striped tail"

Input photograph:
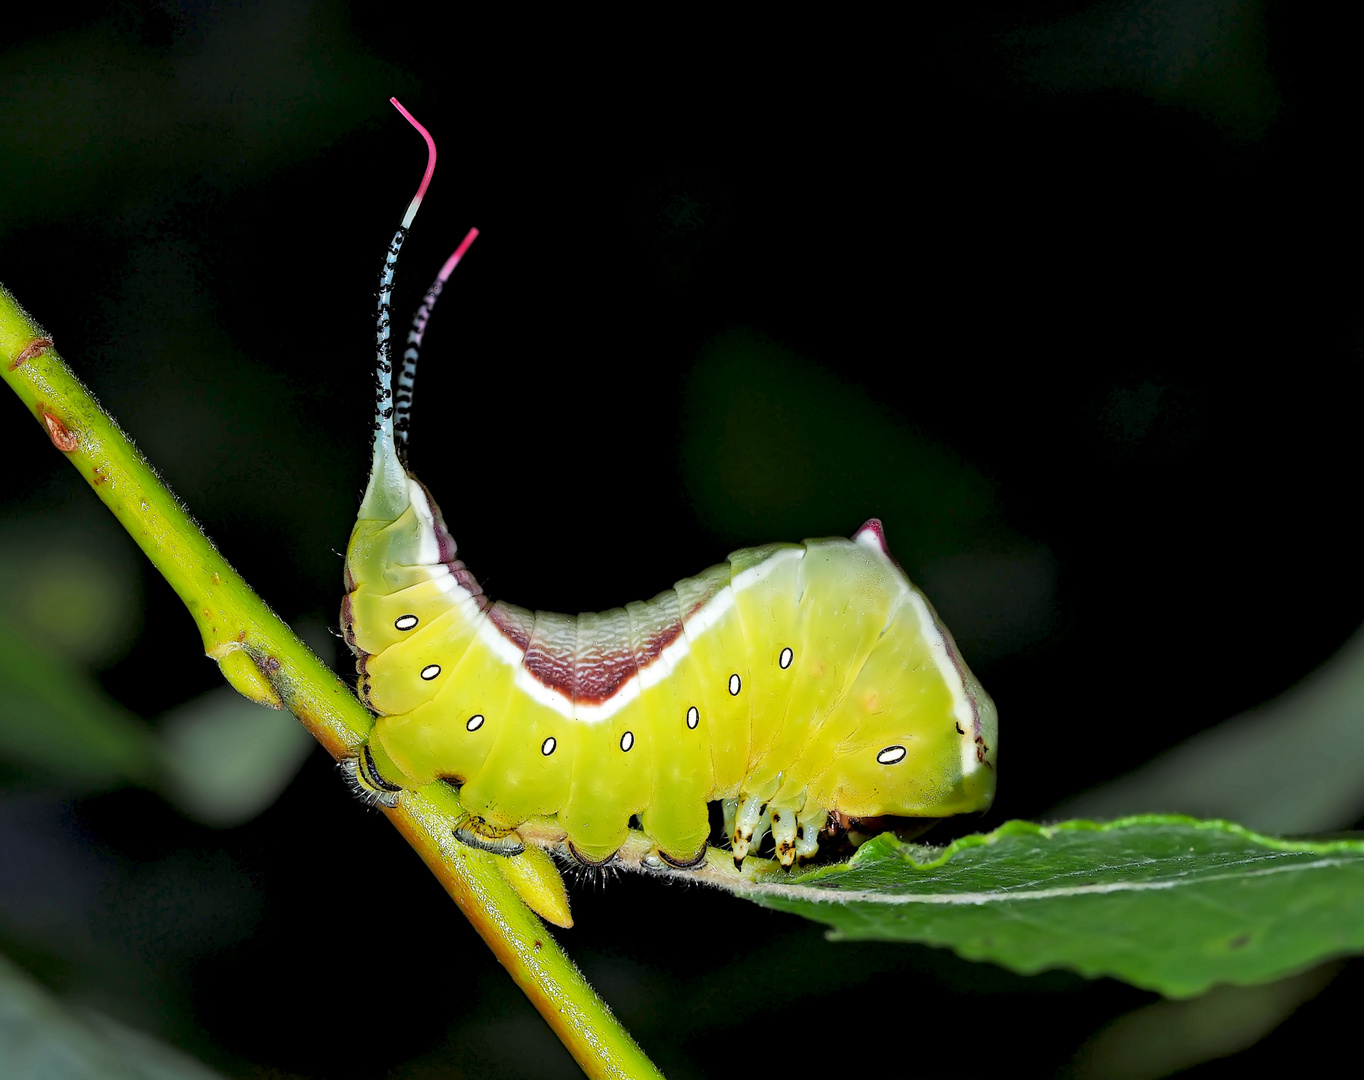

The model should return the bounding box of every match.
[393,227,478,465]
[361,101,478,517]
[394,273,443,462]
[374,226,409,440]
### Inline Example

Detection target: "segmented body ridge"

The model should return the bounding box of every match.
[343,477,996,868]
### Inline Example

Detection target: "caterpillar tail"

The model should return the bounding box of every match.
[449,814,572,926]
[496,846,573,929]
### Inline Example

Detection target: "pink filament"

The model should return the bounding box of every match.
[390,97,437,227]
[438,227,480,283]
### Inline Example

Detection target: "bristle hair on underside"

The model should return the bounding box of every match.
[338,758,399,810]
[553,847,623,890]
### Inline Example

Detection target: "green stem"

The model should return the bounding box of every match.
[0,283,663,1080]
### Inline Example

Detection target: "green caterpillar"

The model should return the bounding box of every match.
[342,101,997,887]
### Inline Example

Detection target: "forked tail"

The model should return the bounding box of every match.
[360,98,478,518]
[395,227,479,464]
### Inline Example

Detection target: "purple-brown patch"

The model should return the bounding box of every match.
[524,615,576,698]
[489,602,535,651]
[574,636,639,704]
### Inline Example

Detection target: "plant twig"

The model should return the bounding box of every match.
[0,282,664,1080]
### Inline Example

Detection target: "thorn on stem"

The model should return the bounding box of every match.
[40,408,78,452]
[9,337,53,370]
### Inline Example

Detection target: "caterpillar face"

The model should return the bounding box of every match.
[343,100,996,885]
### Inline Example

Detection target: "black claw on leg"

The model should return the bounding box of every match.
[339,746,401,809]
[657,846,707,871]
[452,822,525,856]
[566,841,619,868]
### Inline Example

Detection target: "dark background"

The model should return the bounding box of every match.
[2,2,1362,1076]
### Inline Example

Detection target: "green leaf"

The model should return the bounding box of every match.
[158,686,315,827]
[1069,963,1339,1080]
[0,509,143,668]
[1057,628,1364,835]
[679,327,997,556]
[0,953,226,1079]
[0,618,158,787]
[733,817,1364,997]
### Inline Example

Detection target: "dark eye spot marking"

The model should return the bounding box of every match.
[779,647,793,669]
[686,706,699,729]
[395,614,419,631]
[728,674,741,695]
[466,714,485,732]
[420,664,441,680]
[542,736,557,756]
[877,745,907,766]
[620,731,634,752]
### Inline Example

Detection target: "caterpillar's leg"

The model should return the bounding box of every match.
[730,793,765,867]
[749,804,773,857]
[655,844,708,870]
[566,841,620,868]
[452,819,526,856]
[770,804,800,868]
[722,797,740,843]
[794,805,826,863]
[339,744,403,809]
[732,796,777,868]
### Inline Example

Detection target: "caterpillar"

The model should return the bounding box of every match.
[342,100,997,887]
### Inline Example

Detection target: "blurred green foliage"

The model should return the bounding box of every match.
[158,686,315,830]
[0,4,403,239]
[0,514,155,787]
[0,953,226,1080]
[680,326,999,555]
[0,509,314,823]
[0,619,156,789]
[1071,963,1338,1080]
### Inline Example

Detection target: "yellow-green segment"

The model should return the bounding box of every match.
[344,451,998,872]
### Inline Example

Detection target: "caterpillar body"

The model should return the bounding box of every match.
[342,101,997,881]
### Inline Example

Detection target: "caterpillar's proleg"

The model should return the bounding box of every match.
[795,806,826,861]
[339,746,402,809]
[770,805,800,869]
[453,821,526,857]
[655,844,708,871]
[566,841,620,869]
[729,793,770,865]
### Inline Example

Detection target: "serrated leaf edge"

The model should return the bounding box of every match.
[727,816,1364,907]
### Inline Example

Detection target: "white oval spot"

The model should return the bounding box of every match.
[728,673,741,696]
[686,706,699,730]
[779,647,793,669]
[877,745,907,766]
[466,714,485,732]
[395,614,419,631]
[620,731,634,752]
[420,664,441,680]
[542,736,557,756]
